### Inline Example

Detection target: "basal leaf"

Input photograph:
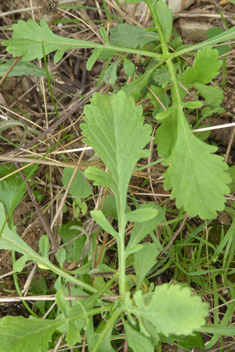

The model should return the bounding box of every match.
[0,315,62,352]
[194,83,224,107]
[123,320,154,352]
[125,285,208,336]
[110,24,159,49]
[2,19,157,63]
[2,19,99,62]
[134,242,159,290]
[155,0,172,43]
[155,111,230,219]
[81,91,152,217]
[178,47,222,87]
[62,168,91,198]
[127,203,165,249]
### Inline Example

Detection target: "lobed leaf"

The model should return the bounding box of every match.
[178,47,222,87]
[155,110,230,219]
[81,91,152,217]
[194,83,224,107]
[125,284,208,336]
[2,19,158,63]
[0,316,62,352]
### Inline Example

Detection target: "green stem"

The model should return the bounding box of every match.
[117,223,126,297]
[144,0,169,59]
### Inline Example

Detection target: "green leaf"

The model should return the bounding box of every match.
[125,244,143,258]
[152,65,170,85]
[125,284,208,336]
[154,106,176,121]
[103,60,120,85]
[194,83,224,106]
[172,26,235,58]
[0,59,53,78]
[134,243,159,290]
[155,0,172,43]
[198,325,235,336]
[178,47,222,87]
[123,58,136,76]
[56,247,66,268]
[207,28,230,59]
[227,165,235,192]
[0,203,96,293]
[58,220,86,263]
[146,85,170,114]
[39,235,49,259]
[100,26,110,44]
[0,163,36,213]
[182,101,203,109]
[110,24,159,49]
[155,110,230,219]
[55,289,85,346]
[62,168,91,198]
[127,203,165,249]
[85,167,116,191]
[2,19,96,62]
[86,49,101,71]
[0,315,62,352]
[123,319,154,352]
[13,254,30,272]
[121,64,159,101]
[124,207,158,223]
[81,91,152,218]
[91,210,119,238]
[159,332,204,351]
[100,195,131,220]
